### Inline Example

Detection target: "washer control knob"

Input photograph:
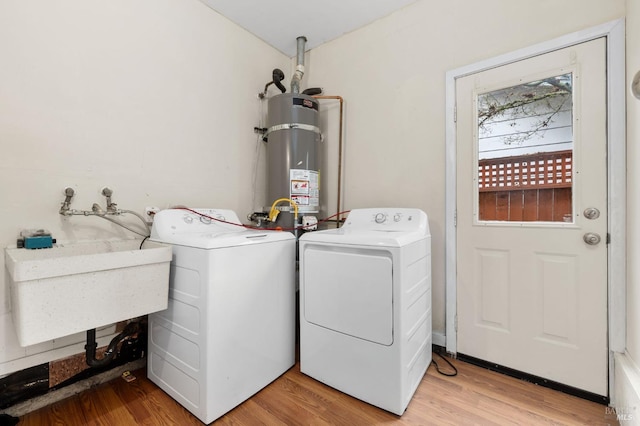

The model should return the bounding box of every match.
[183,215,193,224]
[393,213,401,222]
[200,216,212,224]
[374,213,386,224]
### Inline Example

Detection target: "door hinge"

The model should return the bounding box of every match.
[454,314,458,332]
[453,105,457,123]
[607,233,611,244]
[454,210,457,227]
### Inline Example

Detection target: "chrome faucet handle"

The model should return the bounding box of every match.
[101,187,118,213]
[59,187,75,214]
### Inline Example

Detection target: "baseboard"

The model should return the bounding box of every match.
[614,352,640,425]
[432,331,446,347]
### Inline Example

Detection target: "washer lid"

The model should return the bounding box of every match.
[150,208,294,248]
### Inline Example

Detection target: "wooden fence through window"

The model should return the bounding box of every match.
[478,150,573,222]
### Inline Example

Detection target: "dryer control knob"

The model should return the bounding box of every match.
[393,214,401,222]
[375,213,386,224]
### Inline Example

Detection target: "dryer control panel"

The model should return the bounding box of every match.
[151,208,243,239]
[342,208,428,232]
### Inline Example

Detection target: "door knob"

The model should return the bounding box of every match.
[583,207,600,220]
[583,232,601,245]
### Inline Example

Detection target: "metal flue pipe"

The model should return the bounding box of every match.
[291,36,307,94]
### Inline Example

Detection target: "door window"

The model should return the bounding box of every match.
[477,73,573,222]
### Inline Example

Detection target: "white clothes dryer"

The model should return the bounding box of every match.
[299,208,431,415]
[147,208,296,424]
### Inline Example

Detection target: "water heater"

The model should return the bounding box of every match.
[265,93,322,229]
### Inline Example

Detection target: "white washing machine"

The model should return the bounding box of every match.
[299,208,431,415]
[147,208,296,424]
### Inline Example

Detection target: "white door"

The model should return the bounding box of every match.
[456,38,607,396]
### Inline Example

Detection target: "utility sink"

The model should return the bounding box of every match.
[5,239,172,347]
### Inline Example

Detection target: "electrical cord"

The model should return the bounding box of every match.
[139,235,150,249]
[176,207,351,232]
[431,351,458,377]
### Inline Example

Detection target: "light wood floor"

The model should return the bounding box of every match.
[19,357,618,425]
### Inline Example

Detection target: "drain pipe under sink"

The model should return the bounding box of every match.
[85,322,141,367]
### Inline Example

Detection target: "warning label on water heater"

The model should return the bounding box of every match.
[290,169,319,208]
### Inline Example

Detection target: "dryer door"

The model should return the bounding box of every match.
[303,246,393,345]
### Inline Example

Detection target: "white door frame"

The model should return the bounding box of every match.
[445,18,626,389]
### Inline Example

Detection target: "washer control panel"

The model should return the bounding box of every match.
[180,209,229,225]
[342,208,427,232]
[151,208,242,238]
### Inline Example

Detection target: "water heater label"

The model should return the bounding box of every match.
[293,97,319,111]
[290,169,319,208]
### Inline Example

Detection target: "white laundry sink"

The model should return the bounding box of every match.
[5,239,172,347]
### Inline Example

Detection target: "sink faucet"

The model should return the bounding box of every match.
[91,203,106,216]
[59,187,75,216]
[102,187,118,213]
[59,187,121,216]
[57,186,149,237]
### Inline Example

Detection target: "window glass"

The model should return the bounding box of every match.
[477,73,573,222]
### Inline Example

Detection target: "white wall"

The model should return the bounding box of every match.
[303,0,625,337]
[0,0,289,374]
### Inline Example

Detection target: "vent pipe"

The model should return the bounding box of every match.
[291,36,307,94]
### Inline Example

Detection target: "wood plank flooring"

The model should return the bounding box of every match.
[19,357,618,425]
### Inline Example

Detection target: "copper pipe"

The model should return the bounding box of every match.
[313,95,344,227]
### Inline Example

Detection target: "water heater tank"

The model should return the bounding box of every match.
[266,93,322,229]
